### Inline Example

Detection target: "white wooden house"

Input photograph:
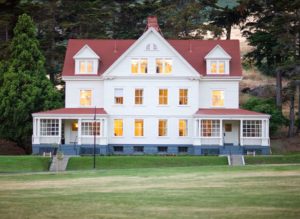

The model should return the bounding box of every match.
[32,16,270,155]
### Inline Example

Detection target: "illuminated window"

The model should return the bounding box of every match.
[156,58,172,74]
[179,89,188,105]
[179,119,188,136]
[114,119,123,137]
[131,59,148,74]
[79,60,93,74]
[40,119,59,136]
[201,120,220,137]
[210,61,226,74]
[81,121,100,136]
[135,89,143,105]
[158,119,167,136]
[243,120,262,137]
[72,122,78,131]
[159,89,168,105]
[80,90,92,106]
[212,90,224,107]
[114,88,124,105]
[135,119,144,137]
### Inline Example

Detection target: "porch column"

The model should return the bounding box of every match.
[240,119,244,146]
[58,118,62,144]
[100,118,104,137]
[78,118,82,145]
[104,118,108,137]
[219,119,223,146]
[266,119,269,138]
[37,118,41,137]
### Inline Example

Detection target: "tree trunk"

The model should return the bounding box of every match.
[276,70,282,112]
[298,83,300,133]
[226,24,231,40]
[288,92,295,137]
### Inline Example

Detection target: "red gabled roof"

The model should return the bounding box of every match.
[195,108,268,116]
[62,39,242,77]
[33,108,107,115]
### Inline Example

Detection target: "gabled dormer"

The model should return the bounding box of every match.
[73,44,100,75]
[205,45,231,75]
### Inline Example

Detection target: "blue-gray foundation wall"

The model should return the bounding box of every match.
[32,144,270,156]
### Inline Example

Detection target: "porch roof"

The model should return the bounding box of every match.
[195,108,270,117]
[32,108,107,116]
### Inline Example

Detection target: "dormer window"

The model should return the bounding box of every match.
[131,58,148,74]
[205,45,231,75]
[73,45,100,75]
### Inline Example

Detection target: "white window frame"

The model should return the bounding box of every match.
[75,59,98,75]
[114,88,124,105]
[134,88,144,105]
[207,60,229,75]
[179,88,188,106]
[243,120,262,138]
[134,119,144,137]
[113,119,123,137]
[158,119,168,137]
[178,119,188,137]
[131,58,148,74]
[40,119,59,136]
[201,120,220,137]
[156,58,173,74]
[80,89,93,107]
[158,88,168,105]
[211,90,225,108]
[81,120,101,136]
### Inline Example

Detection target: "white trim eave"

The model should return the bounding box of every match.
[200,76,242,81]
[73,44,100,59]
[204,44,232,60]
[32,114,109,118]
[62,76,104,81]
[193,114,271,119]
[104,75,201,80]
[102,27,201,78]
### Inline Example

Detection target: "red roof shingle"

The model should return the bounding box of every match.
[62,39,242,77]
[195,108,268,116]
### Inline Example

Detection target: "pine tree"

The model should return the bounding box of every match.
[0,14,63,153]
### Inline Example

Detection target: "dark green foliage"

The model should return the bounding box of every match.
[242,97,286,135]
[0,14,62,152]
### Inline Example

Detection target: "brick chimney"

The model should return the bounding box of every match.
[146,16,160,32]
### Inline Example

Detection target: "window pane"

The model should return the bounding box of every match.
[131,59,139,73]
[211,61,217,73]
[159,89,168,105]
[40,119,59,136]
[212,90,224,107]
[114,88,124,104]
[140,59,148,73]
[158,119,167,136]
[80,90,92,106]
[135,119,144,136]
[201,120,220,137]
[81,121,100,136]
[114,119,123,136]
[219,61,225,74]
[179,89,188,105]
[156,59,163,73]
[165,59,172,73]
[79,61,86,73]
[87,61,93,73]
[179,119,188,136]
[135,89,143,105]
[243,120,262,137]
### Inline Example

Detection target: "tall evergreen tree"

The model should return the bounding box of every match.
[0,14,62,153]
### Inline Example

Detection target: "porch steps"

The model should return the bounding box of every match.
[49,156,71,172]
[229,155,245,166]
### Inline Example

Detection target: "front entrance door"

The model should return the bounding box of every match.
[223,121,239,145]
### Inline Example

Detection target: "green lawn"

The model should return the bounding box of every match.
[67,155,228,170]
[0,165,300,219]
[245,154,300,165]
[0,156,50,172]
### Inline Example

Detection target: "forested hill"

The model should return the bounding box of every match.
[0,0,299,153]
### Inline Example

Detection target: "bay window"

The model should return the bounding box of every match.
[201,120,220,137]
[40,119,59,136]
[243,120,262,137]
[81,121,100,136]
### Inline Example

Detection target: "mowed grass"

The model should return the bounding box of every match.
[245,154,300,165]
[67,156,228,170]
[0,156,50,172]
[0,165,300,219]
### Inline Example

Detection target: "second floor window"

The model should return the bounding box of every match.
[114,88,124,105]
[135,89,143,105]
[159,89,168,105]
[79,60,93,74]
[131,59,148,74]
[135,119,144,137]
[212,90,224,107]
[179,119,188,136]
[179,89,188,105]
[156,58,172,74]
[80,90,92,106]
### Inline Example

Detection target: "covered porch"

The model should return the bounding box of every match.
[193,108,270,148]
[32,108,108,148]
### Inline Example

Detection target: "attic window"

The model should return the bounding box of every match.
[79,60,93,74]
[131,59,148,74]
[210,61,225,74]
[156,58,172,74]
